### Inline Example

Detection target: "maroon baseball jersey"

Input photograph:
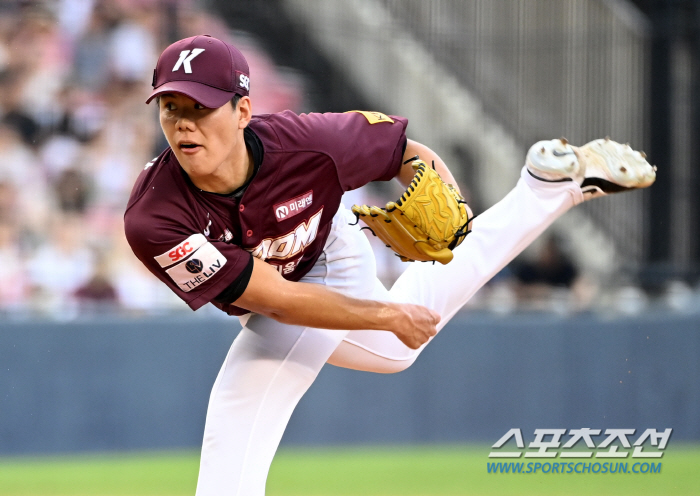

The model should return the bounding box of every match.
[124,110,408,314]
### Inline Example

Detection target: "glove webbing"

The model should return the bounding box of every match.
[350,156,477,260]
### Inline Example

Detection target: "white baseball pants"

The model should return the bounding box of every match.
[194,167,584,495]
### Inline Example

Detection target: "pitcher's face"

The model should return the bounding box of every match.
[159,93,242,181]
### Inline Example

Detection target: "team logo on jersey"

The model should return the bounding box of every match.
[217,228,234,243]
[274,191,313,222]
[172,49,205,74]
[250,208,323,262]
[165,242,227,292]
[155,234,207,268]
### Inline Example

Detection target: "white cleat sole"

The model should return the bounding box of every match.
[578,139,656,197]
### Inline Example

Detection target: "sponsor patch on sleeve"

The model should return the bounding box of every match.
[346,110,394,124]
[165,242,227,292]
[155,234,207,268]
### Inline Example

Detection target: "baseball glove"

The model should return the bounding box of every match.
[351,158,472,265]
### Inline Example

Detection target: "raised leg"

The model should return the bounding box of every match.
[330,137,656,373]
[328,165,582,372]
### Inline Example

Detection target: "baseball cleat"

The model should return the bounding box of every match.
[526,137,656,199]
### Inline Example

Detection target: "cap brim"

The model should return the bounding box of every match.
[146,81,237,108]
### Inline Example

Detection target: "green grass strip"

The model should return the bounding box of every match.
[0,451,198,496]
[0,445,697,496]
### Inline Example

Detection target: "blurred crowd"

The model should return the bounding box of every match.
[0,0,303,318]
[0,1,696,320]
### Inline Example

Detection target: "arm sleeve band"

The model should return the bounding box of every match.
[212,253,254,305]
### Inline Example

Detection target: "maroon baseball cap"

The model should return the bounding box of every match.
[147,34,250,108]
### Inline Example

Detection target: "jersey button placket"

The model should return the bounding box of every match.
[246,229,253,237]
[239,204,245,212]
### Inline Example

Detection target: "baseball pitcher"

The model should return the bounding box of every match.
[124,35,655,495]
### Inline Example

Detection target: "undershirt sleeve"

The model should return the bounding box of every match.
[212,253,254,305]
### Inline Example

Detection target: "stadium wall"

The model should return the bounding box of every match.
[0,312,698,454]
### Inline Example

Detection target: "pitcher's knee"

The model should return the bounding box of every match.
[327,343,419,373]
[372,355,418,374]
